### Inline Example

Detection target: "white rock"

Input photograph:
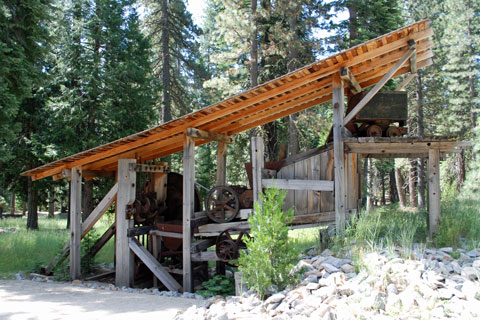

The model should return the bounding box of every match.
[472,259,480,270]
[438,288,454,300]
[461,266,479,280]
[461,280,480,300]
[321,249,334,256]
[312,286,336,300]
[340,264,355,274]
[293,260,315,274]
[451,261,462,274]
[264,293,285,305]
[321,263,340,274]
[311,304,331,318]
[439,247,453,253]
[386,283,398,295]
[306,282,320,290]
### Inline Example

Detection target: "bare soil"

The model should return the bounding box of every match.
[0,280,206,320]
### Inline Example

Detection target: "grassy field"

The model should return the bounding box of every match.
[0,214,114,277]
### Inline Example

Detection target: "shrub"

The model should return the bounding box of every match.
[196,275,235,297]
[239,188,300,299]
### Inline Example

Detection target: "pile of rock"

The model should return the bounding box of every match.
[177,247,480,320]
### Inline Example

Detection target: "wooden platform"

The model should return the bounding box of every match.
[344,136,471,158]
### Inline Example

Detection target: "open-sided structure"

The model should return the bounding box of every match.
[22,19,469,292]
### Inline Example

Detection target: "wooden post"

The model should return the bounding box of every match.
[216,141,227,275]
[70,167,82,280]
[115,159,136,287]
[216,142,227,186]
[183,134,195,292]
[333,72,346,233]
[428,148,440,239]
[251,136,264,205]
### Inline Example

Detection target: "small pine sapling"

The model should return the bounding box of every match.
[239,188,300,299]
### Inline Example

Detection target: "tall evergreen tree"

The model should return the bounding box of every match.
[48,0,157,218]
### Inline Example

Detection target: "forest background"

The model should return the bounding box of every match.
[0,0,478,230]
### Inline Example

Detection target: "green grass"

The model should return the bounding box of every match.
[289,227,320,254]
[0,214,114,277]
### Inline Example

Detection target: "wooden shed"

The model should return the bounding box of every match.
[22,19,469,292]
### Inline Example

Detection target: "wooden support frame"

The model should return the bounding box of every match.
[84,223,115,261]
[428,149,441,239]
[343,40,417,125]
[115,159,136,287]
[183,134,195,292]
[187,127,234,144]
[251,136,265,205]
[129,238,182,292]
[332,72,346,233]
[340,67,362,94]
[81,183,117,238]
[70,167,82,280]
[216,142,227,186]
[262,179,333,191]
[396,73,416,91]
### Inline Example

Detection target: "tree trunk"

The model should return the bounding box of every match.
[381,172,386,205]
[10,193,15,214]
[161,0,171,123]
[250,0,258,88]
[416,72,426,208]
[48,190,55,219]
[366,158,373,211]
[82,179,94,221]
[27,177,38,230]
[22,203,26,216]
[287,3,299,156]
[409,159,417,207]
[395,166,406,208]
[389,169,397,203]
[457,149,465,193]
[348,4,358,47]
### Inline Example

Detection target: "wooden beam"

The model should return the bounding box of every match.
[345,139,470,154]
[428,148,440,240]
[410,39,417,73]
[396,73,416,91]
[84,223,115,261]
[216,142,227,186]
[70,167,82,280]
[262,179,334,191]
[115,159,136,288]
[332,72,346,233]
[81,183,117,238]
[187,127,234,144]
[340,67,362,94]
[150,230,183,238]
[129,238,183,292]
[343,43,417,126]
[251,136,264,205]
[183,134,195,293]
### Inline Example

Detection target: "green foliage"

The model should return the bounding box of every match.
[332,206,428,259]
[434,198,480,249]
[196,275,235,297]
[239,188,300,299]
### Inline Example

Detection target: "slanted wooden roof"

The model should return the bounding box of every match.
[23,19,434,181]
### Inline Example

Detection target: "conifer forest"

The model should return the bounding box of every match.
[1,0,479,230]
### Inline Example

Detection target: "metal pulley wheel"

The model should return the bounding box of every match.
[215,229,251,261]
[205,186,240,223]
[366,125,383,137]
[386,126,401,137]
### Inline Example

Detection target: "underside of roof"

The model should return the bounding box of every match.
[23,19,434,181]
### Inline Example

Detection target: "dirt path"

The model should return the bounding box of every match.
[0,280,206,320]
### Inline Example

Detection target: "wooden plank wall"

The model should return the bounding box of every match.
[277,150,358,216]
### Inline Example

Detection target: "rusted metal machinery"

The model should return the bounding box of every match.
[346,91,408,138]
[215,228,250,261]
[205,185,253,223]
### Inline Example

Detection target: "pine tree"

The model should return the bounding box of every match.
[47,0,157,218]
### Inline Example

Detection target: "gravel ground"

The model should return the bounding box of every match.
[0,280,208,320]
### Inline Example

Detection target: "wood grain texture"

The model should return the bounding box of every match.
[428,148,440,239]
[333,72,346,232]
[183,135,195,292]
[70,167,82,280]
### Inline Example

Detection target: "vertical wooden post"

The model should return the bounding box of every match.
[70,167,82,280]
[251,136,264,205]
[216,142,227,186]
[183,134,195,292]
[115,159,136,287]
[428,148,440,239]
[332,72,346,233]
